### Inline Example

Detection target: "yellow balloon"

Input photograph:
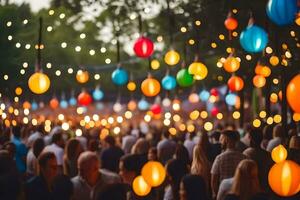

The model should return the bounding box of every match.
[76,70,89,83]
[270,56,279,66]
[151,59,160,70]
[188,62,208,80]
[127,81,136,91]
[28,72,50,94]
[132,175,152,196]
[15,87,23,96]
[164,50,180,66]
[271,145,287,163]
[141,161,166,187]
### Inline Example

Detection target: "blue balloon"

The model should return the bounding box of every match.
[240,25,268,53]
[162,75,177,90]
[60,100,68,108]
[225,93,237,106]
[111,68,129,86]
[31,101,38,111]
[199,90,210,102]
[266,0,297,26]
[69,97,77,106]
[138,99,149,111]
[93,89,104,101]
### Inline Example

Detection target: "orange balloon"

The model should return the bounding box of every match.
[141,161,166,187]
[141,77,161,97]
[270,93,278,104]
[287,74,300,113]
[224,17,238,31]
[224,56,240,73]
[271,145,287,163]
[132,175,152,196]
[268,160,300,197]
[228,76,244,91]
[23,101,31,109]
[76,70,89,83]
[50,98,59,109]
[278,90,282,101]
[127,100,137,111]
[253,75,266,88]
[255,65,271,77]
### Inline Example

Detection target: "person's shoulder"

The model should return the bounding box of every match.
[71,175,81,185]
[100,169,121,182]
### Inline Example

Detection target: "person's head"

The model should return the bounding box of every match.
[273,124,284,138]
[174,144,190,166]
[35,124,44,134]
[180,174,208,200]
[52,132,64,148]
[220,130,239,150]
[78,151,100,186]
[97,183,127,200]
[263,125,273,140]
[148,147,157,161]
[88,139,99,152]
[163,130,170,139]
[119,154,142,184]
[33,138,45,158]
[131,138,150,155]
[198,132,210,153]
[231,159,261,200]
[210,131,221,143]
[191,145,209,176]
[248,128,263,148]
[38,152,58,183]
[104,135,116,147]
[52,175,73,200]
[289,136,300,150]
[3,142,16,159]
[65,139,82,161]
[12,125,21,138]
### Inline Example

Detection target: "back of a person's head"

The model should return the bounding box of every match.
[52,175,73,200]
[163,129,170,139]
[12,125,21,138]
[273,124,284,138]
[88,139,99,152]
[52,132,62,144]
[175,144,190,165]
[222,130,239,144]
[263,125,273,140]
[77,151,98,171]
[36,124,44,133]
[181,174,208,200]
[210,131,221,141]
[166,158,188,184]
[120,154,143,175]
[38,151,56,171]
[65,139,80,160]
[132,138,150,155]
[104,135,116,146]
[33,138,45,158]
[97,183,127,200]
[289,136,300,150]
[249,128,263,148]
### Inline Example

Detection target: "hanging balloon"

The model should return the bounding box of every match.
[225,93,238,106]
[127,81,137,92]
[161,75,177,90]
[28,72,50,94]
[141,161,166,187]
[287,74,300,113]
[141,77,161,97]
[253,75,266,88]
[151,59,160,70]
[15,87,22,96]
[60,99,68,109]
[77,91,92,106]
[211,107,219,117]
[138,99,150,111]
[188,93,200,103]
[162,97,171,107]
[69,97,77,106]
[255,65,271,77]
[224,17,238,31]
[113,102,123,113]
[132,175,152,196]
[188,62,208,80]
[224,56,240,73]
[50,98,59,109]
[133,36,154,58]
[239,24,268,53]
[31,101,38,111]
[270,93,278,103]
[39,102,45,108]
[23,101,31,109]
[176,69,194,87]
[269,56,279,66]
[150,104,162,115]
[92,88,104,101]
[210,88,219,97]
[76,70,89,84]
[228,76,244,92]
[111,68,129,86]
[199,90,210,102]
[128,100,137,111]
[266,0,298,26]
[164,50,180,66]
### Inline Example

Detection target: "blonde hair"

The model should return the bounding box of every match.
[230,159,261,200]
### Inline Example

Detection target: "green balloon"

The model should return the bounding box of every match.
[176,69,194,87]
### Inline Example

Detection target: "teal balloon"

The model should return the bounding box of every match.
[111,68,128,86]
[266,0,297,26]
[176,69,194,87]
[93,89,104,101]
[69,97,77,106]
[138,99,149,111]
[60,100,68,108]
[240,25,268,53]
[162,75,177,90]
[31,101,38,110]
[199,90,210,102]
[225,93,237,106]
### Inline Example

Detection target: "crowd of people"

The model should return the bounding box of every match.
[0,120,300,200]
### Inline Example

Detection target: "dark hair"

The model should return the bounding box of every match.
[38,152,56,169]
[65,139,80,161]
[222,130,239,142]
[181,174,208,200]
[104,135,116,146]
[166,159,189,200]
[210,131,221,141]
[52,132,62,144]
[263,125,273,140]
[35,124,44,134]
[33,138,45,158]
[88,139,99,152]
[97,183,127,200]
[163,129,170,138]
[175,144,190,165]
[52,175,73,200]
[12,125,21,138]
[249,128,263,148]
[120,154,142,175]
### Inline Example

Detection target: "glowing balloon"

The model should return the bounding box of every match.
[150,104,162,115]
[240,24,268,53]
[228,76,244,91]
[78,91,92,106]
[164,50,180,66]
[161,75,177,90]
[31,101,38,111]
[162,98,171,107]
[188,62,208,80]
[225,17,238,31]
[127,81,137,91]
[141,77,161,97]
[50,98,59,109]
[28,72,50,94]
[69,97,77,106]
[138,99,150,111]
[15,87,22,96]
[224,56,240,73]
[133,36,154,58]
[60,100,68,109]
[76,70,89,84]
[132,175,152,196]
[211,107,219,116]
[271,145,287,163]
[23,101,31,109]
[128,100,137,111]
[225,93,238,106]
[141,161,166,187]
[111,68,128,86]
[270,56,279,66]
[199,90,210,102]
[210,88,219,96]
[287,74,300,113]
[253,75,266,88]
[176,69,194,87]
[188,93,200,103]
[255,65,271,77]
[92,88,104,101]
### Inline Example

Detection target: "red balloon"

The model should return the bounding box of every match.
[150,104,161,115]
[78,91,92,106]
[133,36,154,58]
[211,107,219,116]
[228,76,244,92]
[210,88,219,97]
[50,98,59,109]
[224,17,238,31]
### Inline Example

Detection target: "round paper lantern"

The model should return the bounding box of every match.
[199,90,210,102]
[141,161,166,187]
[127,81,137,91]
[92,89,104,101]
[287,74,300,113]
[296,13,300,26]
[240,24,268,53]
[113,102,122,113]
[133,175,152,196]
[150,104,162,115]
[210,88,219,97]
[271,144,287,163]
[141,77,161,97]
[111,68,128,86]
[78,91,92,106]
[138,99,150,111]
[164,50,180,66]
[128,100,137,111]
[176,69,194,87]
[255,65,271,77]
[28,72,50,94]
[31,101,38,111]
[270,93,278,103]
[266,0,298,26]
[69,97,77,106]
[76,70,89,84]
[188,62,208,80]
[188,93,200,103]
[15,87,22,96]
[228,76,244,91]
[225,17,238,31]
[23,101,31,109]
[151,59,160,70]
[133,36,154,58]
[226,93,238,106]
[162,75,177,90]
[162,98,171,107]
[253,75,266,88]
[268,160,300,197]
[224,56,240,73]
[270,56,280,66]
[211,107,219,117]
[60,100,68,109]
[50,98,59,109]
